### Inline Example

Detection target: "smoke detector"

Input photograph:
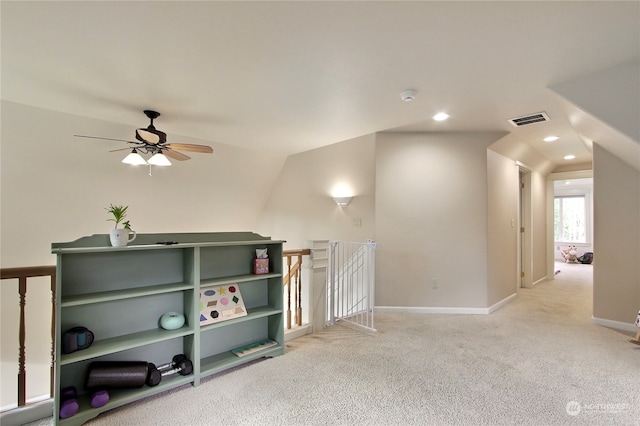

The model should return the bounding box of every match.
[401,90,417,102]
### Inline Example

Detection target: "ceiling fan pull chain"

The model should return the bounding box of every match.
[148,164,153,176]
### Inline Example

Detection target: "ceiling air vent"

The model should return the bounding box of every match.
[508,112,550,127]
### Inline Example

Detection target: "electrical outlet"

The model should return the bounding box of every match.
[432,278,438,289]
[352,217,362,227]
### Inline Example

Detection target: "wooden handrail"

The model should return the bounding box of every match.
[282,262,301,286]
[283,249,311,257]
[282,249,310,329]
[1,265,56,408]
[1,266,56,280]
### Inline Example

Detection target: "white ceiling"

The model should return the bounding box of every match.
[2,1,639,164]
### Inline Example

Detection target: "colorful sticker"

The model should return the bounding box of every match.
[199,284,247,326]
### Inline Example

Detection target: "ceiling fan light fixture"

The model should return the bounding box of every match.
[148,152,172,166]
[122,149,148,165]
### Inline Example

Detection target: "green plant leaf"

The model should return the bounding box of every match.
[105,204,130,229]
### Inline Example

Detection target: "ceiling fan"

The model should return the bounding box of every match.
[75,110,213,167]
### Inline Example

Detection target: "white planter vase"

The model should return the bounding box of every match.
[109,228,137,247]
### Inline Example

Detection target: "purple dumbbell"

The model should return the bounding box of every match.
[59,386,79,419]
[90,390,109,408]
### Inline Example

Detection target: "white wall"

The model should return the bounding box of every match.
[255,134,376,249]
[592,143,640,324]
[530,171,548,282]
[257,130,529,310]
[0,101,286,406]
[487,150,518,305]
[374,132,505,308]
[1,102,287,267]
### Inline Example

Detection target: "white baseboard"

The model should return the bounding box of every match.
[375,292,518,315]
[0,399,52,426]
[284,324,312,341]
[376,306,490,314]
[531,276,547,287]
[488,292,518,313]
[592,316,637,333]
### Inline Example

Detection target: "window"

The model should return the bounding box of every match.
[554,195,586,243]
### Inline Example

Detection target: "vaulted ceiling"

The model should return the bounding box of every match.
[2,1,639,166]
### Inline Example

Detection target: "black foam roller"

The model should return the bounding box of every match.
[85,361,151,389]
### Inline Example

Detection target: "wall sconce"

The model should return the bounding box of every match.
[333,196,353,207]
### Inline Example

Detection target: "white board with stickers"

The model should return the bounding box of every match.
[199,284,248,326]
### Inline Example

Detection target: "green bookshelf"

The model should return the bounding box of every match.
[52,232,284,425]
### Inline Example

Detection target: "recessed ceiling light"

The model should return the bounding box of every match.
[564,155,576,160]
[433,112,449,121]
[544,136,559,142]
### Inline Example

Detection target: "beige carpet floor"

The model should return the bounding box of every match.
[30,262,639,425]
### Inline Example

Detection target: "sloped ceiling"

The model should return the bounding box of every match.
[2,1,639,166]
[550,64,640,172]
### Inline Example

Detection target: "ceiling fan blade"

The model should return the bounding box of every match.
[74,135,138,144]
[165,143,213,153]
[136,129,161,144]
[109,147,137,153]
[164,149,191,161]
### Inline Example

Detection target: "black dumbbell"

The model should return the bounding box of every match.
[146,355,193,387]
[156,354,188,371]
[145,354,187,386]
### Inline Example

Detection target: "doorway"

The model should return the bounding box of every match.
[546,170,593,280]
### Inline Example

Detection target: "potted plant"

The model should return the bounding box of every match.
[105,204,136,247]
